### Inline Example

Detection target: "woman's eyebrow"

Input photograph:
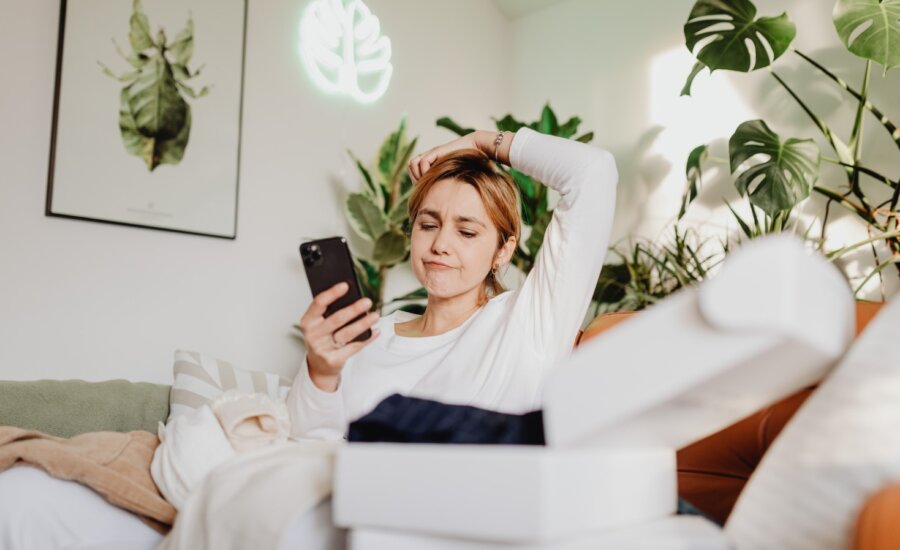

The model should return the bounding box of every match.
[420,209,486,228]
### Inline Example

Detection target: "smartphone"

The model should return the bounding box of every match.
[300,237,372,343]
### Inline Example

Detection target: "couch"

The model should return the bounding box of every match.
[0,301,889,548]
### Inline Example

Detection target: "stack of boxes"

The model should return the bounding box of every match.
[332,236,855,549]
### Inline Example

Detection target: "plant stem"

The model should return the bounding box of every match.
[821,196,833,243]
[868,225,885,299]
[846,61,876,217]
[849,61,871,156]
[768,69,851,165]
[820,158,898,190]
[854,256,900,296]
[767,69,883,222]
[793,49,900,150]
[826,229,900,259]
[814,185,875,222]
[891,179,900,212]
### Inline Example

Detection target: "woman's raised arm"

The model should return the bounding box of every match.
[506,127,619,364]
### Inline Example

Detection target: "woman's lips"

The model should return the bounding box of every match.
[424,261,452,270]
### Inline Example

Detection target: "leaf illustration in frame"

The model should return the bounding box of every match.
[102,0,208,171]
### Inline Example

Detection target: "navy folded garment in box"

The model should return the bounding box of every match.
[347,393,709,521]
[348,394,545,445]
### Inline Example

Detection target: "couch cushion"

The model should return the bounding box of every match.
[0,379,169,437]
[167,350,291,422]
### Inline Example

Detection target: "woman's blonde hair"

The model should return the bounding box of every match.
[408,149,521,303]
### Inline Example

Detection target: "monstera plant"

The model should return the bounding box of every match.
[677,0,900,297]
[101,0,209,171]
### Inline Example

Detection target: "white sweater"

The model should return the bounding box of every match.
[287,127,618,441]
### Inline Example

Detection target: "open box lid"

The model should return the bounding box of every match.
[543,234,856,450]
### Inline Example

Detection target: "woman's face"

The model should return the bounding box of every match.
[410,178,503,301]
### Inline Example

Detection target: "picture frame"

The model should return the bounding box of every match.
[46,0,247,239]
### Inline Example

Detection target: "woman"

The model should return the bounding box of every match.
[0,127,617,549]
[288,126,618,440]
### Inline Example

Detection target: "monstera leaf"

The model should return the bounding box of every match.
[684,0,796,72]
[299,0,393,103]
[833,0,900,75]
[681,61,707,96]
[729,120,820,216]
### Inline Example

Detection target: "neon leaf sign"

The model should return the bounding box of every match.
[299,0,393,104]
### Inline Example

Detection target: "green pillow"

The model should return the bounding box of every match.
[0,379,170,438]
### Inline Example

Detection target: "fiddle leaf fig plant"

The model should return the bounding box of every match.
[677,0,900,298]
[343,116,426,314]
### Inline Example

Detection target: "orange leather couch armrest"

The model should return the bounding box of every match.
[576,311,636,346]
[854,484,900,550]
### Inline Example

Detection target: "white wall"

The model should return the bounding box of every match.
[0,0,512,383]
[512,0,899,299]
[2,0,897,384]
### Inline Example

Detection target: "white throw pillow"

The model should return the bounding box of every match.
[726,298,900,549]
[167,350,291,422]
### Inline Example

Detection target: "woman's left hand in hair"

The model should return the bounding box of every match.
[408,130,514,182]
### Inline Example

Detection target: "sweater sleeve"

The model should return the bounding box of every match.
[286,354,347,441]
[506,127,618,363]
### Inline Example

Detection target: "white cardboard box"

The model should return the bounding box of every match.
[334,444,675,543]
[544,235,855,449]
[349,515,729,550]
[333,236,855,544]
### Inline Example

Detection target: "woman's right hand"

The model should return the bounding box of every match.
[408,130,514,182]
[298,282,381,392]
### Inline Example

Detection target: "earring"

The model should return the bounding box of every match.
[491,263,499,276]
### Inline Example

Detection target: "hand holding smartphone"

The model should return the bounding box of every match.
[300,237,373,343]
[298,237,381,392]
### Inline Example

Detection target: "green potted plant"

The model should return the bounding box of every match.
[342,115,428,314]
[676,0,899,299]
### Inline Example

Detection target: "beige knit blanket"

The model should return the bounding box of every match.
[0,426,175,533]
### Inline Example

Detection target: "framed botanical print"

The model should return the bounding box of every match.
[46,0,247,239]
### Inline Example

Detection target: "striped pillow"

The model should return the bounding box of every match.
[167,350,292,422]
